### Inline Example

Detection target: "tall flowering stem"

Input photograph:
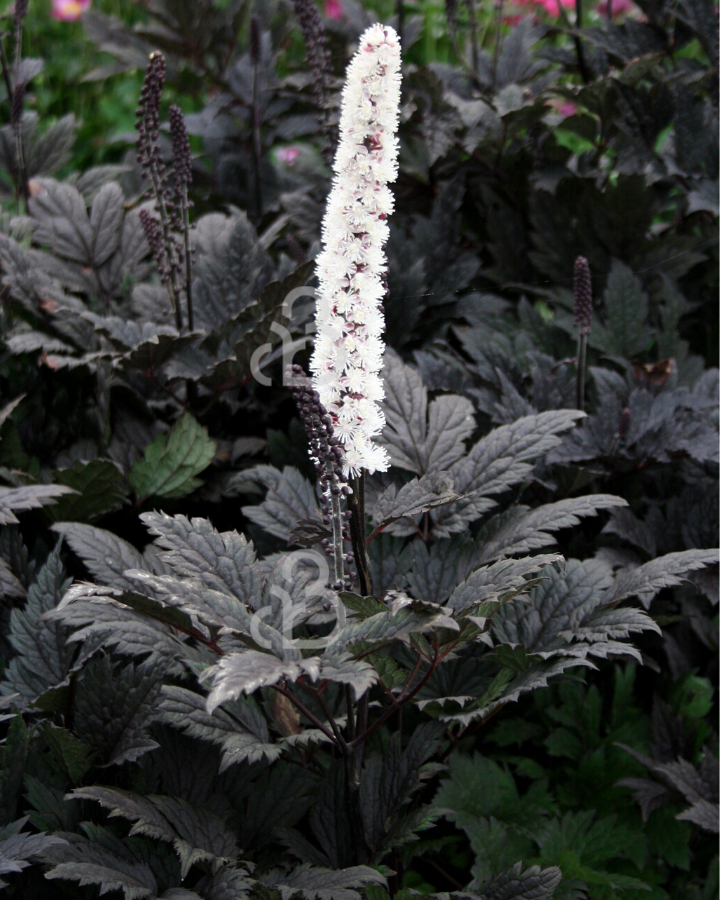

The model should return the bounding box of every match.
[309,22,401,604]
[307,28,401,859]
[135,53,195,334]
[289,364,355,591]
[291,0,335,152]
[169,104,194,330]
[573,255,592,411]
[136,53,182,330]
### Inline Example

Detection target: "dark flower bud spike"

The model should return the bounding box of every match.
[573,255,592,412]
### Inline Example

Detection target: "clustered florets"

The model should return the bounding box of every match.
[289,364,355,590]
[309,24,402,477]
[573,255,593,335]
[168,104,192,192]
[138,208,167,278]
[136,52,166,178]
[292,0,333,119]
[249,14,262,67]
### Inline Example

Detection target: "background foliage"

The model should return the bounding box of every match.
[0,0,716,899]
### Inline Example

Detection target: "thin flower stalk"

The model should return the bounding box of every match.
[250,15,263,219]
[289,365,354,590]
[574,255,592,412]
[136,53,183,330]
[309,23,402,480]
[169,104,194,331]
[291,0,335,149]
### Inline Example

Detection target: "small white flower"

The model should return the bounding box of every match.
[309,23,401,476]
[346,366,367,393]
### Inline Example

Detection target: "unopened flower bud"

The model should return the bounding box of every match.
[169,104,192,190]
[618,407,631,439]
[573,255,593,335]
[249,15,261,66]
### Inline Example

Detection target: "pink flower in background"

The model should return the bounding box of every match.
[536,0,575,15]
[51,0,90,20]
[559,100,578,117]
[547,98,578,117]
[597,0,634,17]
[324,0,344,19]
[515,0,574,15]
[277,146,301,166]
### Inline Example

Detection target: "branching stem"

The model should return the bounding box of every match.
[272,684,338,746]
[297,680,348,751]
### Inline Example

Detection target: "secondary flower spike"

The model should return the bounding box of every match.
[309,23,402,476]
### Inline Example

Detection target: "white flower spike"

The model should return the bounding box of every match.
[309,23,402,477]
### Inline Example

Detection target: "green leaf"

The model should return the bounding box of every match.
[50,459,127,521]
[0,716,28,825]
[435,753,550,839]
[40,724,95,784]
[328,601,457,654]
[129,413,216,502]
[368,653,409,692]
[645,805,691,870]
[339,592,386,619]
